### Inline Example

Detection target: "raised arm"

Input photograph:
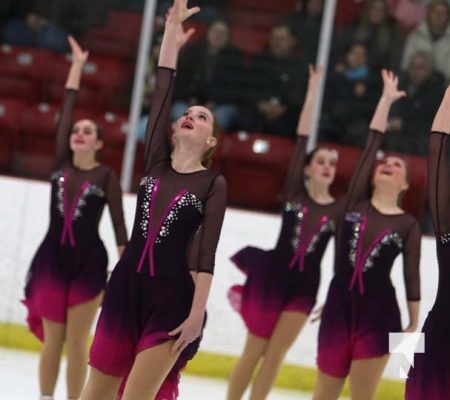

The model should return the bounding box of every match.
[54,36,88,170]
[283,66,323,202]
[402,220,421,332]
[428,86,450,235]
[345,70,406,210]
[143,0,200,174]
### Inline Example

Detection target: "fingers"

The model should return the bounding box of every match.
[186,6,201,19]
[184,27,196,42]
[168,325,181,336]
[171,337,189,354]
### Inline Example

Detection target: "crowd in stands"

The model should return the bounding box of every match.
[2,0,449,151]
[0,0,448,221]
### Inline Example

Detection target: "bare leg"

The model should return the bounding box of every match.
[121,341,179,400]
[311,369,346,400]
[40,319,66,396]
[66,294,103,399]
[81,367,122,400]
[249,311,308,400]
[226,332,268,400]
[348,355,390,400]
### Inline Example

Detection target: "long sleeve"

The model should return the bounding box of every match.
[428,132,450,235]
[402,219,421,301]
[345,130,384,211]
[53,89,77,170]
[195,175,227,274]
[283,135,308,202]
[143,67,176,175]
[105,168,128,246]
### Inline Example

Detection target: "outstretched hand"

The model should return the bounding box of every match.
[380,69,406,103]
[68,35,88,65]
[166,0,200,49]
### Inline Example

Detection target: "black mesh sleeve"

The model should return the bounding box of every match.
[283,135,308,202]
[143,67,176,174]
[428,132,450,235]
[54,89,77,170]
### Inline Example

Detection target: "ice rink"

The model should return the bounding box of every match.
[1,348,312,400]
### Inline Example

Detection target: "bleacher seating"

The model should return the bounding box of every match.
[0,98,27,172]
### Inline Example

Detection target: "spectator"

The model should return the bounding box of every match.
[333,0,403,71]
[387,0,427,34]
[3,0,107,53]
[0,0,31,40]
[385,50,445,155]
[170,18,245,131]
[321,41,381,147]
[401,0,450,82]
[285,0,324,63]
[240,24,308,138]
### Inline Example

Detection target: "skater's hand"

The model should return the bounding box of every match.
[68,35,88,66]
[310,305,323,323]
[168,313,204,354]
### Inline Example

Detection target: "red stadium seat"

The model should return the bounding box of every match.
[94,111,128,177]
[80,10,142,60]
[0,45,55,80]
[47,83,107,111]
[0,45,56,102]
[0,98,27,172]
[220,131,294,210]
[229,0,296,15]
[0,77,41,103]
[48,54,132,110]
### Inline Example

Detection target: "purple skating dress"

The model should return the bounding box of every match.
[229,135,344,339]
[405,132,450,399]
[22,89,128,341]
[88,67,227,398]
[317,130,421,378]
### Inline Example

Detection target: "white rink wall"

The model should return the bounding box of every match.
[0,175,439,381]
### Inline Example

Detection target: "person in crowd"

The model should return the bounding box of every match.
[170,18,245,131]
[401,0,450,83]
[385,50,445,156]
[239,23,308,138]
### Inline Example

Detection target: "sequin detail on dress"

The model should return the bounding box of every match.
[139,176,157,238]
[53,170,105,220]
[139,176,204,241]
[346,212,404,294]
[286,201,336,271]
[440,233,450,244]
[52,170,105,246]
[285,202,307,251]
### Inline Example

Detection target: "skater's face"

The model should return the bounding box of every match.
[173,106,217,161]
[70,119,103,154]
[305,149,338,186]
[373,156,409,192]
